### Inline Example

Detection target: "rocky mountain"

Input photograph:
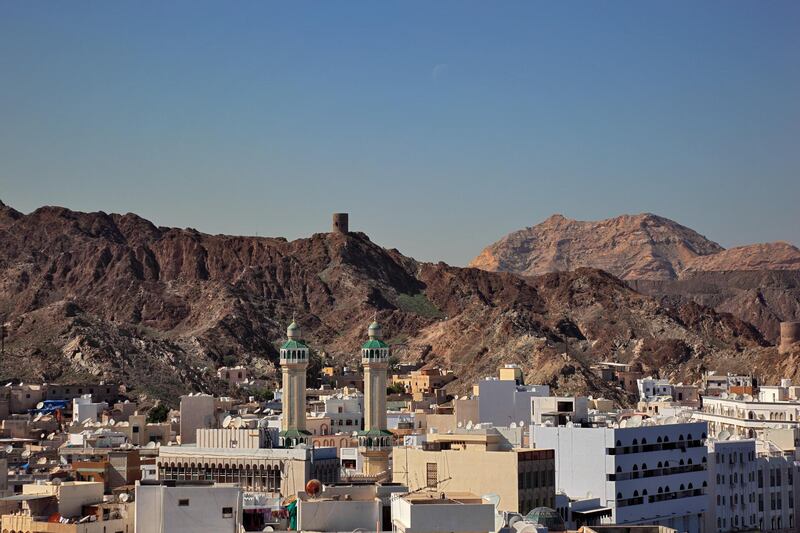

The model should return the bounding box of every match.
[471,214,800,341]
[470,214,724,281]
[0,202,788,404]
[682,242,800,274]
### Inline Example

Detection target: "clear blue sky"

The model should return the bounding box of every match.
[1,1,798,265]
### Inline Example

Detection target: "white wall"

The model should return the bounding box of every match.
[135,483,242,533]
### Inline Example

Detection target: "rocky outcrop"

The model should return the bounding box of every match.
[470,213,723,281]
[681,242,800,274]
[0,202,782,403]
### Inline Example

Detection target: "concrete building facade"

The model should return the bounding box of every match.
[533,421,709,533]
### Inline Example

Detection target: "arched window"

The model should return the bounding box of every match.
[702,481,707,487]
[633,490,639,497]
[617,492,623,500]
[701,457,707,463]
[632,438,638,445]
[658,461,663,468]
[679,434,684,441]
[632,464,638,471]
[641,463,648,470]
[657,436,663,443]
[641,438,647,445]
[642,489,648,496]
[616,440,622,447]
[616,466,622,473]
[679,459,684,466]
[687,458,693,465]
[658,487,663,494]
[679,484,685,491]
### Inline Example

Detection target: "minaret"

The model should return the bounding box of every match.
[279,321,311,447]
[358,320,392,477]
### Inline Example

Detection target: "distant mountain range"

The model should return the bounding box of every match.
[0,201,795,403]
[471,213,800,340]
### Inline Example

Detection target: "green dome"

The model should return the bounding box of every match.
[524,508,565,531]
[282,339,308,350]
[362,339,388,349]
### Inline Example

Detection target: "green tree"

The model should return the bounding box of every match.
[147,403,170,424]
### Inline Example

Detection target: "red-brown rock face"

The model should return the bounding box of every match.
[0,203,781,402]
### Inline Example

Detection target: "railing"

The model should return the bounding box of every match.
[607,439,704,455]
[607,463,706,481]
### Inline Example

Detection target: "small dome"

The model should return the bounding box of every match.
[287,321,301,339]
[524,507,565,531]
[368,321,382,340]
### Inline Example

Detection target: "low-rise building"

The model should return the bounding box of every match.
[135,479,242,533]
[392,428,555,514]
[156,445,339,497]
[391,491,497,533]
[297,482,406,532]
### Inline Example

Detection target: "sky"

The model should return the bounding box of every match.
[1,1,798,266]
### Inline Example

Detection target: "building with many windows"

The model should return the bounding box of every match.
[533,421,709,533]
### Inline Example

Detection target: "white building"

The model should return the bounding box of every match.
[319,391,363,431]
[179,394,216,445]
[391,492,497,533]
[707,435,800,532]
[693,390,800,443]
[706,438,758,532]
[637,378,673,402]
[477,378,549,427]
[135,479,242,533]
[533,421,709,532]
[72,394,108,423]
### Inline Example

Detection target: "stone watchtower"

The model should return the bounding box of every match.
[332,213,349,234]
[279,322,311,447]
[779,321,800,355]
[358,320,393,477]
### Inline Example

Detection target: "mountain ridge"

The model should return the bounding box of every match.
[0,203,787,403]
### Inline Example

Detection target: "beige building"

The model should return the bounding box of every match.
[156,445,339,497]
[393,429,555,514]
[1,481,134,533]
[179,394,215,445]
[217,365,249,387]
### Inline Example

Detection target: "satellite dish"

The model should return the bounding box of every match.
[457,422,463,428]
[40,432,46,439]
[51,478,62,485]
[719,430,731,441]
[222,415,233,429]
[4,445,13,454]
[36,402,45,409]
[108,419,116,426]
[21,450,31,458]
[233,417,243,429]
[119,493,130,503]
[254,408,261,414]
[47,433,55,440]
[482,493,501,509]
[145,441,156,449]
[619,419,628,428]
[720,392,729,399]
[510,422,517,428]
[37,457,47,465]
[466,420,474,430]
[519,420,525,427]
[665,416,678,425]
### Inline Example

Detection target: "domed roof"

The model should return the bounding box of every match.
[287,321,301,338]
[368,320,382,338]
[524,507,565,531]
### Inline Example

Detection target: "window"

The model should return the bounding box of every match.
[426,463,438,489]
[178,499,190,507]
[222,507,233,518]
